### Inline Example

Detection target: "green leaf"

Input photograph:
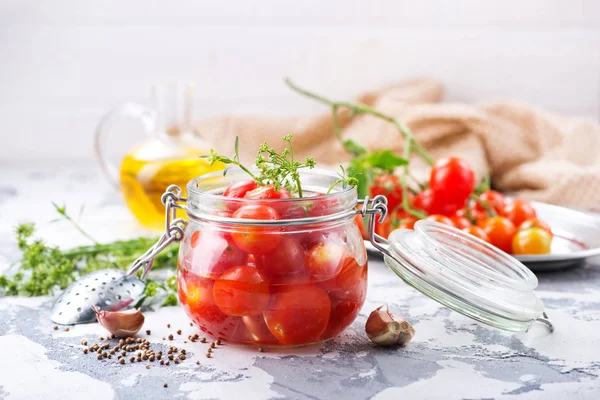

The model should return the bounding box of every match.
[342,139,368,157]
[365,150,407,171]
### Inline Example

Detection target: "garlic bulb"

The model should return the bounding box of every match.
[365,306,415,346]
[93,307,145,337]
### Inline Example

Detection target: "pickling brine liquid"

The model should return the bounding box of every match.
[119,144,223,230]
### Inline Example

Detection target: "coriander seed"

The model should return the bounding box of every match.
[206,352,211,358]
[83,348,88,354]
[146,330,151,335]
[210,342,216,349]
[130,357,135,363]
[53,325,58,330]
[81,340,87,346]
[163,383,168,388]
[167,324,171,328]
[168,334,173,340]
[258,347,264,353]
[146,365,150,370]
[176,329,182,335]
[216,340,222,345]
[160,360,164,365]
[119,358,125,365]
[64,327,70,332]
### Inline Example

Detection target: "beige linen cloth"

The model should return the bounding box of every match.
[196,78,600,210]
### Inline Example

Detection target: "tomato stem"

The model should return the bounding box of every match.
[285,78,435,166]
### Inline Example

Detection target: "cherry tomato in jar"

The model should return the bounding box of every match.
[212,265,270,317]
[518,218,552,238]
[474,190,506,214]
[254,237,307,283]
[369,174,404,212]
[429,157,476,205]
[462,225,490,242]
[511,227,552,255]
[425,214,455,227]
[231,205,281,254]
[223,179,258,198]
[189,230,248,279]
[244,184,291,200]
[502,199,537,227]
[241,315,278,343]
[306,242,345,280]
[178,269,240,338]
[450,216,472,229]
[320,257,365,293]
[480,216,516,253]
[263,284,331,345]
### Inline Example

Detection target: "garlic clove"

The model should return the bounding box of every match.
[365,305,415,346]
[93,307,145,338]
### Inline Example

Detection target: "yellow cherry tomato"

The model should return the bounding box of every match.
[511,227,552,255]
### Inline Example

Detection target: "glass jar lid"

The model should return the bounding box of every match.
[381,220,552,332]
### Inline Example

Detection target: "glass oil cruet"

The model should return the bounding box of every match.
[94,82,223,230]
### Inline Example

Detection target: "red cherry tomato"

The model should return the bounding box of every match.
[511,227,552,255]
[450,216,472,229]
[213,265,270,317]
[306,242,345,280]
[412,189,437,214]
[263,284,331,345]
[475,190,506,214]
[519,218,552,238]
[425,214,455,227]
[320,257,365,293]
[413,189,464,216]
[244,184,291,200]
[480,216,516,253]
[223,180,258,198]
[254,237,307,283]
[369,174,403,212]
[178,269,240,338]
[502,199,537,227]
[231,205,281,254]
[429,157,476,205]
[241,315,278,343]
[189,230,248,279]
[462,225,490,242]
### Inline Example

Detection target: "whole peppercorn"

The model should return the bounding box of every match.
[146,330,151,335]
[163,383,168,388]
[146,365,150,370]
[130,357,135,363]
[216,340,222,345]
[176,329,182,335]
[64,327,70,332]
[167,324,171,328]
[168,334,174,341]
[53,325,58,330]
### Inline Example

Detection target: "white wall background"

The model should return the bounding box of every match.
[1,0,600,161]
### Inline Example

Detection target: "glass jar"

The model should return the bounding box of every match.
[128,169,554,347]
[176,169,367,346]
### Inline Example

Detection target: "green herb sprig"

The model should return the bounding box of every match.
[0,206,178,304]
[207,134,322,197]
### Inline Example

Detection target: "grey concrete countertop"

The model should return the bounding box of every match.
[1,163,599,400]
